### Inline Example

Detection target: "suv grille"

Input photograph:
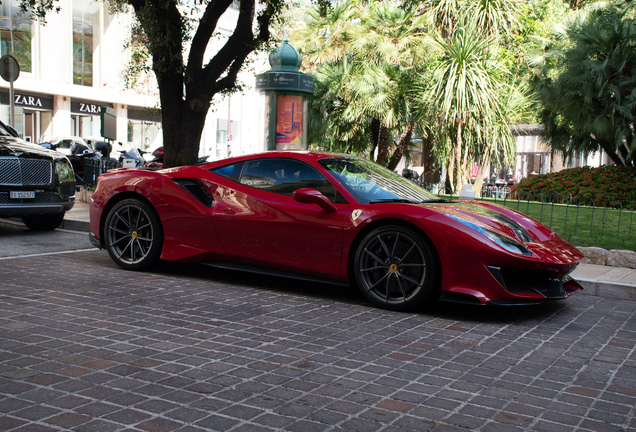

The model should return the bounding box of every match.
[0,157,53,186]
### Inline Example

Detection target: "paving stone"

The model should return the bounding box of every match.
[136,417,184,432]
[0,251,634,431]
[44,412,92,428]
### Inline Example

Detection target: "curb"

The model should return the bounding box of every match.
[575,278,636,301]
[60,218,90,232]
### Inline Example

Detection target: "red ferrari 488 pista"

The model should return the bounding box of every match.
[89,151,583,311]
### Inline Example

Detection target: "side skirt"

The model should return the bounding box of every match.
[200,260,350,287]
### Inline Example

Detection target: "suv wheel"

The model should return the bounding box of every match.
[22,213,65,231]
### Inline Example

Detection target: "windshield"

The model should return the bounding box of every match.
[319,156,442,204]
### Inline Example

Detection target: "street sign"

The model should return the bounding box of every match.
[0,55,20,83]
[0,55,20,127]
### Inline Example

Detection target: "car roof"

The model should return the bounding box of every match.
[207,151,347,167]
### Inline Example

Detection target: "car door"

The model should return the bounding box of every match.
[211,157,350,281]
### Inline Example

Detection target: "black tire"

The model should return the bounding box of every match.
[103,198,163,271]
[354,225,438,311]
[22,213,65,231]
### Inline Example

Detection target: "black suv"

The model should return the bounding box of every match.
[0,121,76,230]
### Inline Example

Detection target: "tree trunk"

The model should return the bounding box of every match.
[369,118,381,161]
[156,67,209,167]
[473,130,494,198]
[453,122,463,193]
[128,0,277,168]
[447,146,456,194]
[460,136,470,190]
[420,128,440,185]
[162,107,208,167]
[376,125,392,167]
[386,123,416,171]
[473,151,493,198]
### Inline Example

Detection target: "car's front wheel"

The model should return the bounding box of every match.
[354,225,438,311]
[104,198,163,271]
[22,213,65,231]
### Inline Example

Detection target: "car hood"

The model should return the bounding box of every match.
[0,137,64,159]
[426,201,537,243]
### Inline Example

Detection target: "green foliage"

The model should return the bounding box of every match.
[532,0,636,167]
[295,0,429,165]
[296,0,528,179]
[511,165,636,208]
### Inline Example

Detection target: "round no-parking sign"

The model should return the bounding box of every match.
[0,55,20,83]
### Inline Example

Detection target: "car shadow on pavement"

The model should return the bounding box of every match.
[83,251,572,324]
[432,298,569,324]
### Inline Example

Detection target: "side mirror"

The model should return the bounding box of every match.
[293,188,337,213]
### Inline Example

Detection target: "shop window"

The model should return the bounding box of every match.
[0,1,31,73]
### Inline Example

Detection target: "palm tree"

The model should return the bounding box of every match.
[466,0,523,40]
[414,0,527,193]
[534,1,636,167]
[295,0,432,168]
[294,0,356,68]
[424,20,516,192]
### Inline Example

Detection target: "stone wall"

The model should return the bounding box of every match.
[577,247,636,269]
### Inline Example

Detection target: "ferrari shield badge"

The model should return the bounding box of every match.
[352,209,363,221]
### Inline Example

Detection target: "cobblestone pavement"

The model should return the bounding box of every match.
[1,250,635,432]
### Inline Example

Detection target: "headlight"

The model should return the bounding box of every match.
[447,215,532,256]
[55,160,74,183]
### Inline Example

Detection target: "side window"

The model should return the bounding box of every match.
[211,161,244,182]
[231,158,346,203]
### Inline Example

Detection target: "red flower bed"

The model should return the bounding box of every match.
[510,166,636,209]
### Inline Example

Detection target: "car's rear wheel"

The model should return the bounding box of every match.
[22,213,65,231]
[104,198,163,270]
[354,225,437,311]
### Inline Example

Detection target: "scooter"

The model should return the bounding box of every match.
[117,142,147,167]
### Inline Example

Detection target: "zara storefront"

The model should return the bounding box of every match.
[0,0,161,149]
[0,87,160,150]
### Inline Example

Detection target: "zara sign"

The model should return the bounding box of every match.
[0,91,53,111]
[71,100,112,116]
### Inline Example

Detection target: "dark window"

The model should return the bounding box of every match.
[213,158,346,204]
[212,161,244,182]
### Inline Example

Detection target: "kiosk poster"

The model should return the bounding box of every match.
[275,94,303,146]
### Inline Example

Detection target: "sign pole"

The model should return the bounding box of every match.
[9,58,14,127]
[0,55,20,128]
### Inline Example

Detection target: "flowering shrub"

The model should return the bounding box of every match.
[510,166,636,209]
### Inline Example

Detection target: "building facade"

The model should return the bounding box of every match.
[511,124,614,182]
[0,0,265,159]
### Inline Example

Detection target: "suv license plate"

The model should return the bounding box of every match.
[10,191,35,199]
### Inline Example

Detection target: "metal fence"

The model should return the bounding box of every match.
[76,158,120,188]
[424,182,635,251]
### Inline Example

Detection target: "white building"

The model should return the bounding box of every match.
[0,0,265,159]
[511,124,614,181]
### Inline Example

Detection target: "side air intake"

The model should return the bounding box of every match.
[173,179,214,208]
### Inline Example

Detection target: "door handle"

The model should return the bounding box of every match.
[221,208,235,215]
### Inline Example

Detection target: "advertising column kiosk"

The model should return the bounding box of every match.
[256,38,314,150]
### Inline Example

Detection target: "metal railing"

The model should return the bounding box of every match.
[76,158,120,188]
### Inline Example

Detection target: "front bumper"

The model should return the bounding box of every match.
[487,266,583,305]
[0,186,75,217]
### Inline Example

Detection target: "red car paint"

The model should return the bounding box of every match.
[89,151,583,309]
